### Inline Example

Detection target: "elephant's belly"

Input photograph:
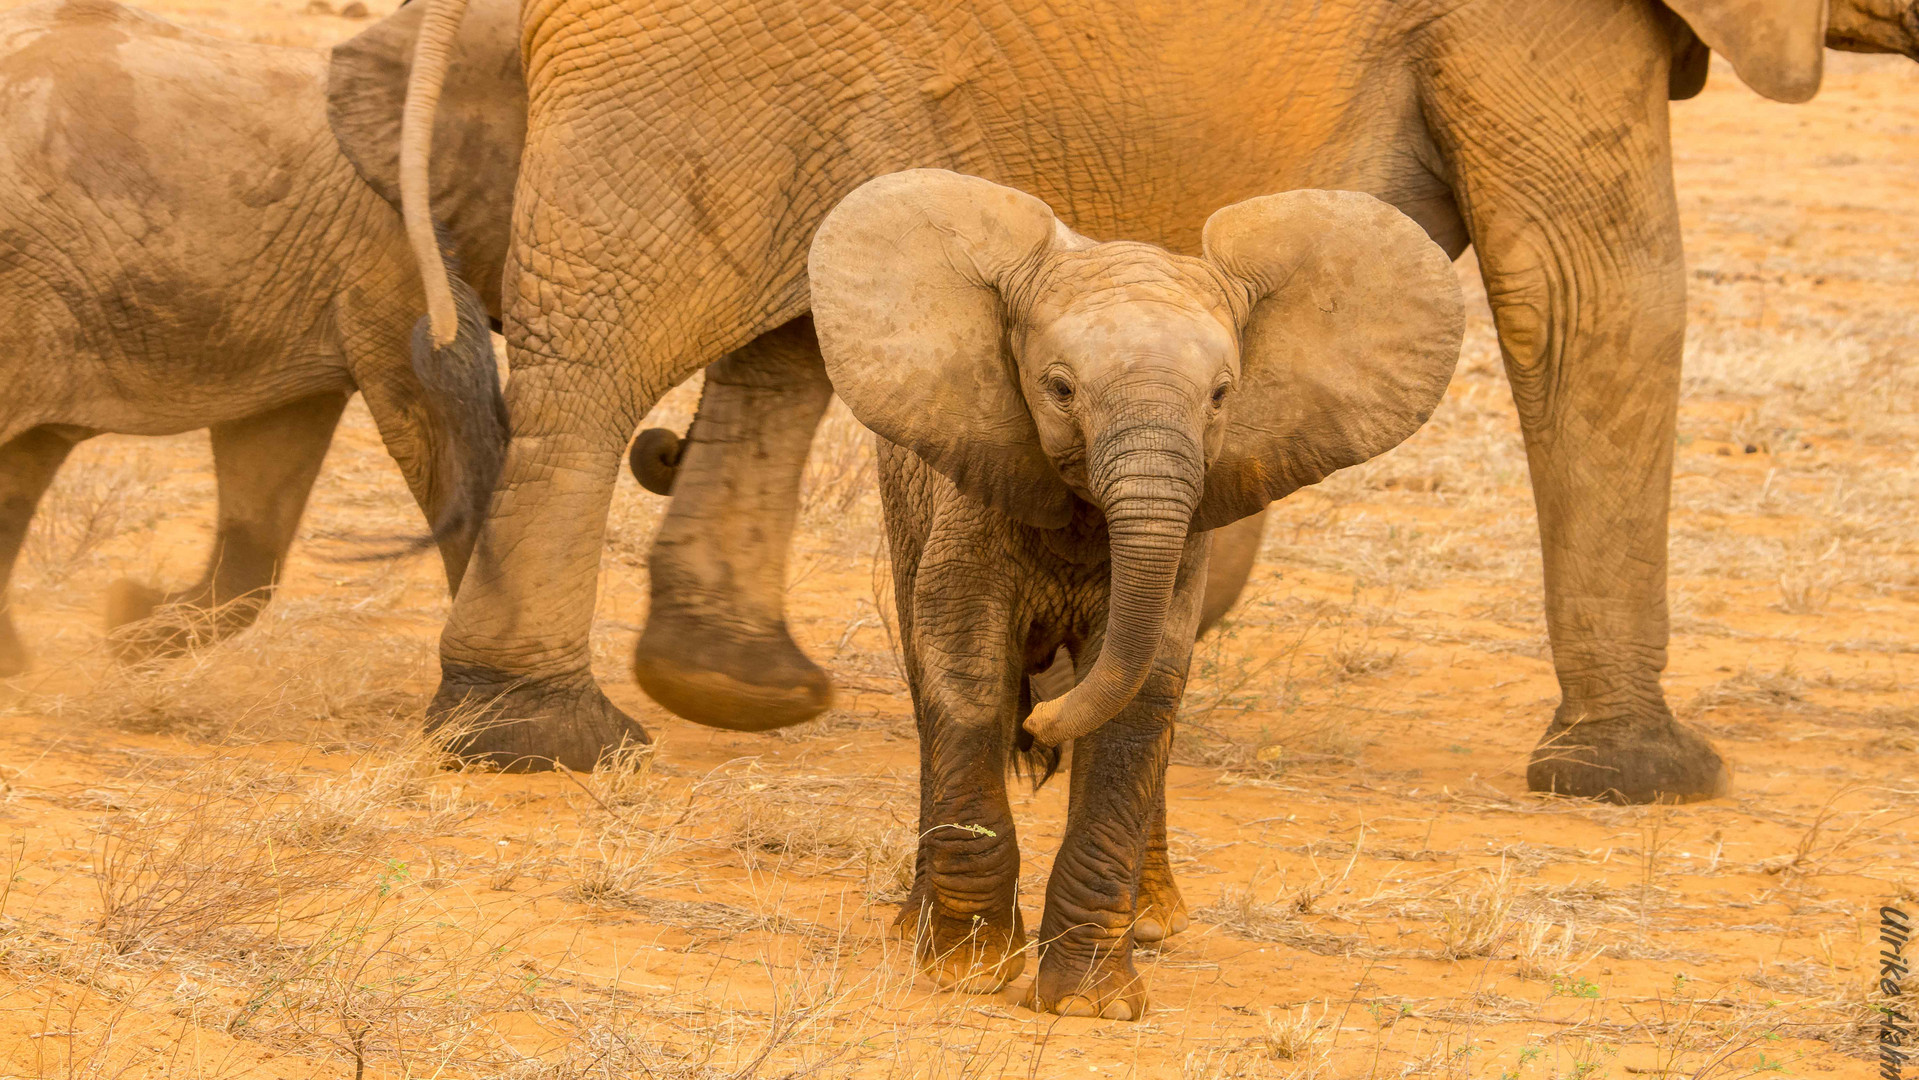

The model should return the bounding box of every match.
[0,346,355,443]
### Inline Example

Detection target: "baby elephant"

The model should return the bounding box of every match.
[0,0,505,675]
[809,170,1464,1019]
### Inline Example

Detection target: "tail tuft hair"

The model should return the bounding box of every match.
[1012,722,1063,789]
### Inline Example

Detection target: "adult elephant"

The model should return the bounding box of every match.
[390,0,1917,797]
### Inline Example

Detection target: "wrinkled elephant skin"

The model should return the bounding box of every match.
[396,0,1913,798]
[0,0,505,678]
[807,172,1465,1016]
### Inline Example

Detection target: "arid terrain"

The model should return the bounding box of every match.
[0,2,1914,1076]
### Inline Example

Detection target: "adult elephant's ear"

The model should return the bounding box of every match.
[1193,190,1464,533]
[1661,0,1826,103]
[326,0,527,321]
[808,170,1078,529]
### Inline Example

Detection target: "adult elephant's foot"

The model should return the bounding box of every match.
[0,614,28,678]
[1526,704,1730,804]
[1026,928,1146,1021]
[1133,852,1189,945]
[104,579,261,662]
[894,885,1027,994]
[632,604,832,732]
[428,664,651,772]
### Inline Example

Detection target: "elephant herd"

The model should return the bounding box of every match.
[2,0,1913,1019]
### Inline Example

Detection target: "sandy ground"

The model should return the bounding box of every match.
[0,2,1914,1076]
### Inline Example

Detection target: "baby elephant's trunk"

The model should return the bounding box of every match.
[1024,424,1203,744]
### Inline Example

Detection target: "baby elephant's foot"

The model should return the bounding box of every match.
[896,892,1027,994]
[1027,932,1146,1020]
[1133,863,1189,945]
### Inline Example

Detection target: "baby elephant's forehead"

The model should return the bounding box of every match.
[1030,242,1234,314]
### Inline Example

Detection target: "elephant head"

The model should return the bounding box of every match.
[808,171,1464,745]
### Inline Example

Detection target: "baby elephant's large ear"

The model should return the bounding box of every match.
[1194,190,1465,532]
[808,169,1077,529]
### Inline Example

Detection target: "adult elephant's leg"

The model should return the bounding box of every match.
[0,428,79,677]
[429,348,654,769]
[1030,534,1207,1020]
[1195,508,1266,639]
[633,317,834,730]
[108,394,348,659]
[1429,2,1725,803]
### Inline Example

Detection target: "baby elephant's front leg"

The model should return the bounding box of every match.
[1029,535,1207,1021]
[905,715,1025,993]
[897,538,1027,993]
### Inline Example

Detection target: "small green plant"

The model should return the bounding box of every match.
[377,859,410,896]
[1551,975,1602,999]
[1364,1001,1413,1028]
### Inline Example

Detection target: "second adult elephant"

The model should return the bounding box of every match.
[394,0,1919,798]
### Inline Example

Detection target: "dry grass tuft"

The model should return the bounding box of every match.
[1431,861,1517,960]
[1260,1001,1331,1073]
[584,739,662,814]
[568,831,683,908]
[7,596,431,743]
[1194,885,1363,957]
[94,774,351,957]
[717,769,915,901]
[1512,914,1581,980]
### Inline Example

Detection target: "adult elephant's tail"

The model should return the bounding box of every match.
[400,0,471,348]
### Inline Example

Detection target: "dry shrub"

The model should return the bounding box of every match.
[72,743,586,1077]
[797,398,878,533]
[731,796,913,901]
[94,779,352,956]
[1324,635,1401,682]
[1686,664,1807,716]
[1774,563,1836,614]
[92,736,468,957]
[222,872,545,1077]
[19,454,164,587]
[272,734,466,849]
[788,399,883,596]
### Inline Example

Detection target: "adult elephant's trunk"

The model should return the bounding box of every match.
[399,0,470,348]
[1024,429,1202,745]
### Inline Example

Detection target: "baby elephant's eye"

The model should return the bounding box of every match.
[1048,376,1075,402]
[1211,383,1231,408]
